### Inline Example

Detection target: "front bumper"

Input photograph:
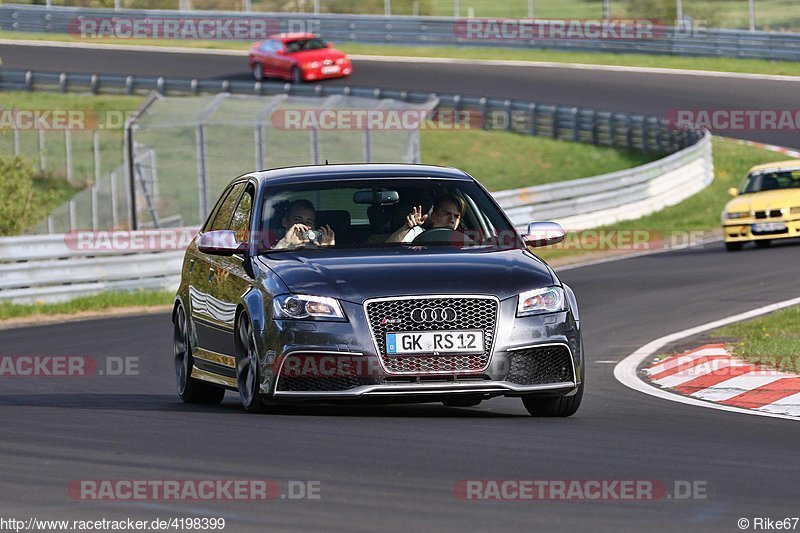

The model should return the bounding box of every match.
[256,297,582,401]
[723,216,800,242]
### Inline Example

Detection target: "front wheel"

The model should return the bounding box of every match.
[174,303,225,404]
[235,313,270,413]
[291,66,303,84]
[522,383,583,417]
[252,62,264,81]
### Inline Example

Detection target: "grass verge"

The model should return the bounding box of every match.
[709,306,800,371]
[0,290,174,321]
[2,30,799,77]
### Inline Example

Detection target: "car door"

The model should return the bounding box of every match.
[204,183,256,363]
[191,182,245,360]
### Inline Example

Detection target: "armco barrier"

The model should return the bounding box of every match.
[496,131,713,230]
[1,4,800,61]
[0,230,192,304]
[0,132,713,304]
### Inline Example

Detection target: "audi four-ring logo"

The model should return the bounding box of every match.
[410,307,457,323]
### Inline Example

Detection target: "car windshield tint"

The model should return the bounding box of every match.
[285,38,328,53]
[742,170,800,193]
[258,178,521,252]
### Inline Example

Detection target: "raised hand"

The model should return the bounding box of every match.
[406,205,428,228]
[319,225,336,246]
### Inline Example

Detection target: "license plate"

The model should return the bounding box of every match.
[321,65,341,74]
[386,330,484,355]
[752,222,787,233]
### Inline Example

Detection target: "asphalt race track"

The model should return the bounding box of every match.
[1,43,799,148]
[2,43,800,532]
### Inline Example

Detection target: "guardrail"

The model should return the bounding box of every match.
[2,4,800,61]
[0,69,700,156]
[496,131,713,230]
[0,131,713,304]
[0,231,187,304]
[0,67,712,303]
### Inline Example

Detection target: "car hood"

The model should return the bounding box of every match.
[726,189,800,212]
[257,248,554,303]
[290,49,347,62]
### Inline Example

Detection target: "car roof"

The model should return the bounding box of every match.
[748,159,800,175]
[270,33,319,42]
[244,164,473,187]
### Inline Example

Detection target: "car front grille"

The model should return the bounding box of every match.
[365,296,498,374]
[754,209,784,219]
[505,345,574,385]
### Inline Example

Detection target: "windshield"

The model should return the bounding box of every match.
[258,178,522,252]
[285,38,328,53]
[740,170,800,194]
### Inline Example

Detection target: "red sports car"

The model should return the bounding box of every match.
[248,33,353,83]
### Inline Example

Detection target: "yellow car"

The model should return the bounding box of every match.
[722,160,800,251]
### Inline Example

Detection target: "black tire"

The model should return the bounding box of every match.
[725,242,743,252]
[522,360,584,417]
[442,396,483,408]
[252,62,264,81]
[235,312,270,413]
[174,303,225,404]
[291,66,303,84]
[755,239,772,248]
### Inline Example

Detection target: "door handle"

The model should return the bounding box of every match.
[188,259,195,273]
[208,268,215,283]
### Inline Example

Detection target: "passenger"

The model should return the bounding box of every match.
[387,194,465,243]
[273,199,335,249]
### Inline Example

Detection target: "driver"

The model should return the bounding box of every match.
[273,199,335,250]
[387,194,465,243]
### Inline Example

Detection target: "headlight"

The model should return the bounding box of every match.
[725,211,750,220]
[305,61,321,69]
[274,294,345,321]
[336,58,346,65]
[791,207,800,214]
[517,286,565,317]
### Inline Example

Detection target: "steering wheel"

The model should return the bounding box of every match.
[411,227,474,245]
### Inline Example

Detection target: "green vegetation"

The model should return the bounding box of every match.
[0,156,81,236]
[2,29,800,77]
[0,290,174,320]
[710,306,800,371]
[421,128,658,190]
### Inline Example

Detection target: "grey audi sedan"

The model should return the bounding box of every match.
[172,164,583,416]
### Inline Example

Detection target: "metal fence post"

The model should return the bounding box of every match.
[314,0,320,14]
[91,183,98,230]
[68,199,76,231]
[93,130,101,185]
[528,0,534,19]
[254,125,264,170]
[38,129,46,172]
[362,128,372,163]
[529,103,537,136]
[124,118,137,230]
[385,0,391,16]
[454,0,459,17]
[196,124,209,223]
[310,127,320,165]
[749,0,756,31]
[65,129,73,183]
[110,170,119,228]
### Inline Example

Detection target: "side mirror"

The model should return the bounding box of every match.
[728,187,739,198]
[198,230,247,256]
[522,222,565,248]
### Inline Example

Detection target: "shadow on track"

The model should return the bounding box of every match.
[0,393,523,417]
